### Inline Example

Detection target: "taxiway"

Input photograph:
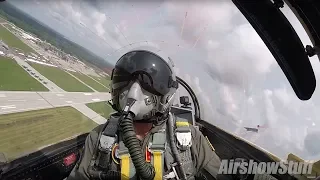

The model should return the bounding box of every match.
[0,91,111,115]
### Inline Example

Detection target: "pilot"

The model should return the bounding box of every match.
[67,50,231,180]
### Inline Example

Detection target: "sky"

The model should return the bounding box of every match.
[9,0,320,160]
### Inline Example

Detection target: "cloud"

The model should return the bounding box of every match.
[263,89,278,127]
[193,76,202,94]
[304,131,320,156]
[248,97,254,105]
[274,87,291,106]
[92,11,107,36]
[204,23,276,89]
[220,84,239,115]
[164,1,238,45]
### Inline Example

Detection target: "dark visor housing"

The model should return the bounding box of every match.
[111,50,178,96]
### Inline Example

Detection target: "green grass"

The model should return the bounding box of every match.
[86,101,114,119]
[70,72,109,92]
[0,106,98,161]
[89,75,111,89]
[0,24,35,53]
[29,63,93,92]
[0,57,48,91]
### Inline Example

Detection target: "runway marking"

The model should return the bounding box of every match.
[0,94,6,98]
[66,101,73,103]
[92,98,100,102]
[84,93,92,96]
[1,106,16,110]
[0,105,15,107]
[37,99,45,101]
[0,105,16,110]
[56,94,64,97]
[8,99,26,102]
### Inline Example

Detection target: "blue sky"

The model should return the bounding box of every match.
[9,0,320,160]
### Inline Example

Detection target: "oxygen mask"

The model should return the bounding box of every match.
[118,80,158,121]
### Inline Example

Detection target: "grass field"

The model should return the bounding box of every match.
[29,63,93,92]
[0,25,35,53]
[0,57,48,91]
[70,72,109,92]
[0,106,98,161]
[86,101,114,119]
[90,75,111,89]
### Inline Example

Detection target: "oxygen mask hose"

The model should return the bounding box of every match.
[87,167,120,180]
[168,113,187,180]
[119,111,155,180]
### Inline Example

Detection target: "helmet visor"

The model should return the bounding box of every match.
[111,51,178,96]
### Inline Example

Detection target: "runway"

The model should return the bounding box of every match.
[0,91,111,115]
[9,54,65,92]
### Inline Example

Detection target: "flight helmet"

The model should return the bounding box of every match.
[110,50,179,121]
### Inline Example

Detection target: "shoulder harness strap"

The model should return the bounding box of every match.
[119,139,137,180]
[148,124,167,180]
[96,114,120,170]
[163,115,195,180]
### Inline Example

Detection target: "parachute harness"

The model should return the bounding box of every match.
[87,112,193,180]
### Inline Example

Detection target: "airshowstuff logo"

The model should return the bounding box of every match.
[219,159,313,175]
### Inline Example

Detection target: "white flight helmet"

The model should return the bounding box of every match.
[110,49,179,121]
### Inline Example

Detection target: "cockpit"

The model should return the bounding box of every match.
[0,0,320,180]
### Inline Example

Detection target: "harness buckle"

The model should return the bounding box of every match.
[175,132,192,151]
[148,129,166,153]
[175,123,192,151]
[117,141,129,156]
[99,134,117,152]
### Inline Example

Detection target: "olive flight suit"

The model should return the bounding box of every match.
[67,119,232,180]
